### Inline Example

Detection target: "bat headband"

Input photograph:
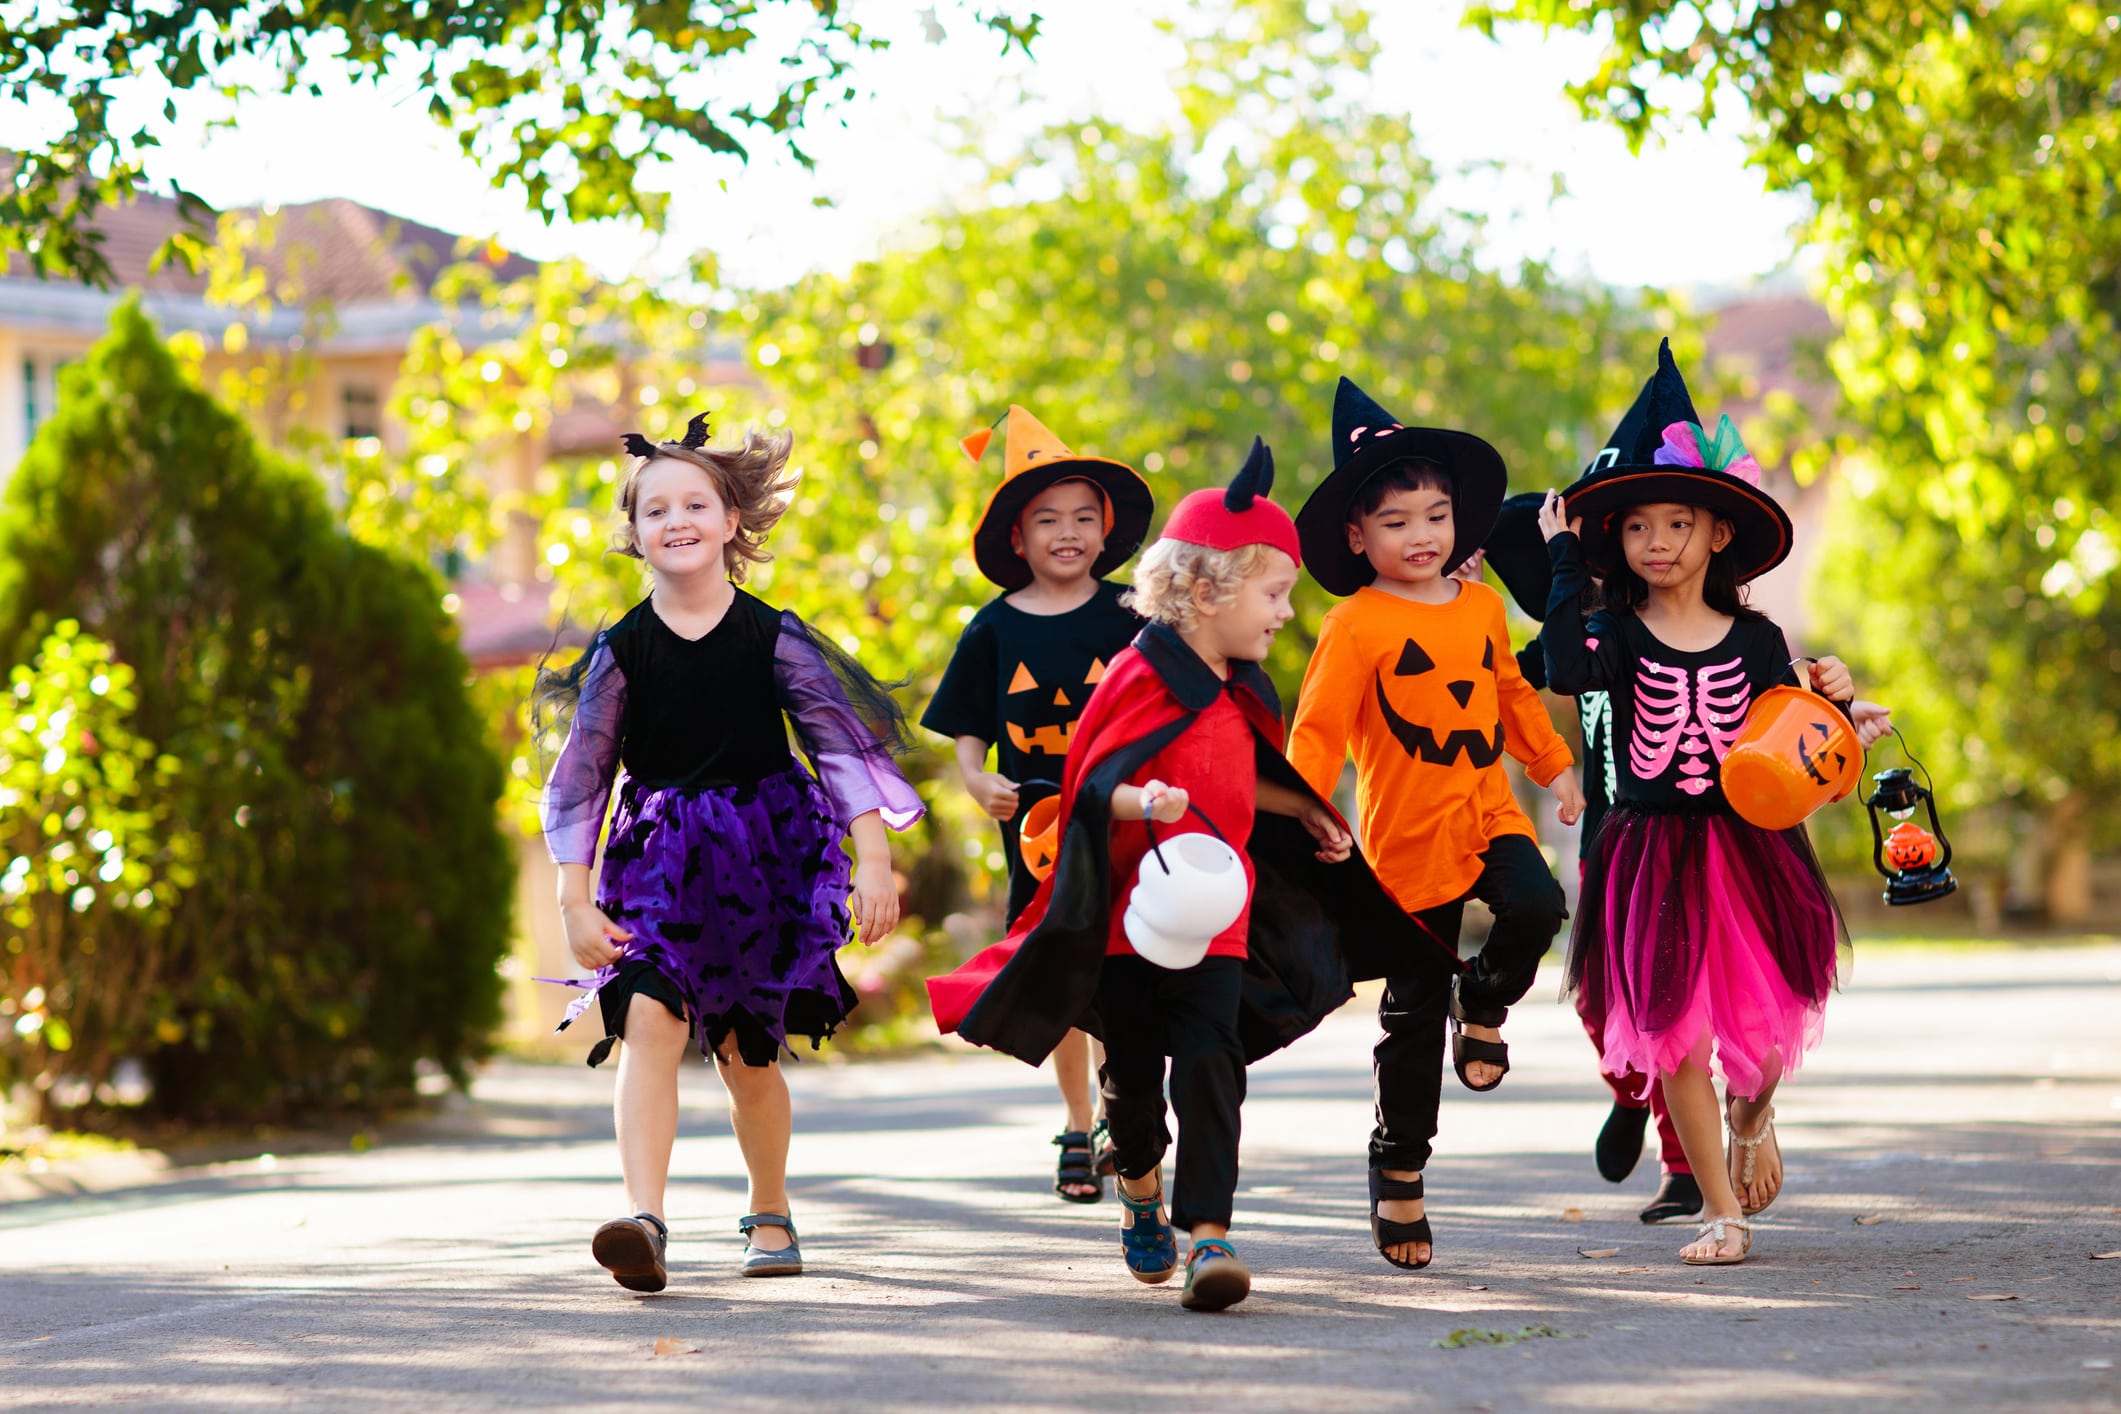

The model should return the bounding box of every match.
[621,413,712,460]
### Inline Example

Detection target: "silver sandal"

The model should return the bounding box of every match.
[1726,1102,1780,1217]
[1680,1214,1753,1266]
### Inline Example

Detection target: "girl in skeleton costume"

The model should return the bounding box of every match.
[538,415,923,1292]
[1538,341,1854,1267]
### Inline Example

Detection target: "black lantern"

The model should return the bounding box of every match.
[1861,731,1957,906]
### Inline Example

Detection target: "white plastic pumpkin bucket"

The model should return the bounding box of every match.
[1123,828,1247,970]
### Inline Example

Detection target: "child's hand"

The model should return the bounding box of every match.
[1809,656,1855,702]
[851,857,900,945]
[1536,490,1582,543]
[1297,802,1353,863]
[563,902,631,971]
[1551,768,1586,827]
[1850,699,1894,748]
[1139,779,1190,824]
[968,771,1020,821]
[1448,548,1487,584]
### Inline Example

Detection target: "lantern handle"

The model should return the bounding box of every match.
[1858,724,1940,806]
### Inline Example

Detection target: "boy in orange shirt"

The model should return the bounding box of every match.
[1289,378,1584,1272]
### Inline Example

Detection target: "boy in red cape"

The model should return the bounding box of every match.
[927,439,1453,1313]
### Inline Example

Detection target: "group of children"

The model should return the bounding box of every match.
[539,341,1879,1308]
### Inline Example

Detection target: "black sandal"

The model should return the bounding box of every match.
[1054,1131,1104,1203]
[1639,1170,1704,1225]
[1448,984,1510,1093]
[1088,1115,1117,1177]
[1369,1170,1433,1270]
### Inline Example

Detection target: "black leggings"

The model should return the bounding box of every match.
[1371,834,1566,1172]
[1096,955,1246,1232]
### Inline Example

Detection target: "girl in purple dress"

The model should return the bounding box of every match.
[539,414,923,1292]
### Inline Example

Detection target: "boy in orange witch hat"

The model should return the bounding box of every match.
[921,406,1154,1204]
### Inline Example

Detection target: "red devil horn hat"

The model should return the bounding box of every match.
[1160,437,1302,564]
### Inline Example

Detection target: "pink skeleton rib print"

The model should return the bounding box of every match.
[1627,656,1751,796]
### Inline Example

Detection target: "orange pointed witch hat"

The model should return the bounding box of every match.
[967,405,1154,590]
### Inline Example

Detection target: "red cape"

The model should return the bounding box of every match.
[927,624,1457,1064]
[926,644,1267,1033]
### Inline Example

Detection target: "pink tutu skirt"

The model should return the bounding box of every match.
[1570,805,1843,1100]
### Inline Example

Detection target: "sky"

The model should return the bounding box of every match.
[8,1,1815,296]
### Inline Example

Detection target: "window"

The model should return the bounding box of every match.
[23,357,37,440]
[342,382,381,441]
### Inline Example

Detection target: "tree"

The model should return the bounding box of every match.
[0,297,513,1120]
[0,1,1040,287]
[1473,0,2121,915]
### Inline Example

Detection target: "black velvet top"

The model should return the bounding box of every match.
[602,591,792,790]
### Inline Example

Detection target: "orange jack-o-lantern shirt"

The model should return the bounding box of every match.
[1289,581,1573,914]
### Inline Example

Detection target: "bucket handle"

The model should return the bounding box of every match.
[1784,657,1858,711]
[1141,798,1231,876]
[1013,776,1061,823]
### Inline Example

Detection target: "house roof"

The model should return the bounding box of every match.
[0,185,537,302]
[1703,294,1838,425]
[451,579,588,672]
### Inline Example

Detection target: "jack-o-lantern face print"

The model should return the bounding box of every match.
[1794,718,1851,788]
[1004,656,1109,756]
[1372,635,1505,768]
[1883,820,1940,872]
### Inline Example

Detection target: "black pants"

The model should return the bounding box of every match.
[1371,834,1566,1173]
[1096,954,1246,1232]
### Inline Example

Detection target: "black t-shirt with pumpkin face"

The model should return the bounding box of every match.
[923,579,1144,916]
[925,578,1144,786]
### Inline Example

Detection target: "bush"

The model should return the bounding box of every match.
[0,298,512,1123]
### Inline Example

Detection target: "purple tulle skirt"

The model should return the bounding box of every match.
[548,763,856,1061]
[1570,805,1843,1100]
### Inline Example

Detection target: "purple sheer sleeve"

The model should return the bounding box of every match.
[773,612,925,831]
[541,641,628,864]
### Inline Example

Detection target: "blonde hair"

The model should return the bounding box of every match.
[613,428,798,582]
[1123,539,1281,633]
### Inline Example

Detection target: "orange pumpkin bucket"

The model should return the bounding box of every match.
[1018,794,1062,883]
[1722,683,1863,830]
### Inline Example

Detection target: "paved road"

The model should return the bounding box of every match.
[4,944,2119,1412]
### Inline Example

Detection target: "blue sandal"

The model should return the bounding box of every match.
[1181,1237,1252,1311]
[738,1213,803,1277]
[1117,1175,1179,1284]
